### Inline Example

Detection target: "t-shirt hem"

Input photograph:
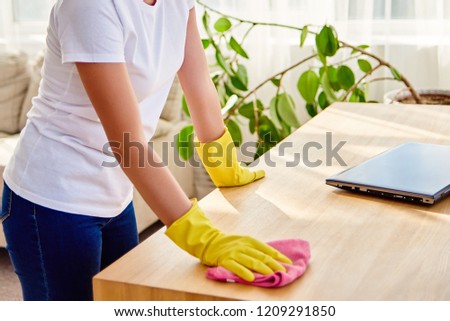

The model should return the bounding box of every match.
[3,173,134,218]
[62,53,126,64]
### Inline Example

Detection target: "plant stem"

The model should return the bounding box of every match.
[340,44,422,103]
[365,77,397,84]
[329,52,363,67]
[197,0,422,104]
[342,64,382,101]
[197,0,305,33]
[224,54,318,121]
[252,94,261,142]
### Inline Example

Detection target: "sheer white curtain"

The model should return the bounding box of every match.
[200,0,450,112]
[2,0,449,104]
[0,0,55,54]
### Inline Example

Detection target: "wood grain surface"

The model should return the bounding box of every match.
[94,103,450,301]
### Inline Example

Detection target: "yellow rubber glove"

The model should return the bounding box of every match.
[195,128,265,187]
[165,200,292,282]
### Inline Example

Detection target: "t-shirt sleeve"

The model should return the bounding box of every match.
[55,0,125,64]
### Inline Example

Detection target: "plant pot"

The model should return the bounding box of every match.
[384,89,450,105]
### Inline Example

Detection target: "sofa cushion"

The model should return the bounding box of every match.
[160,76,183,122]
[0,70,30,101]
[0,51,28,83]
[153,119,173,139]
[19,53,45,130]
[0,134,20,169]
[0,92,28,134]
[0,51,30,134]
[0,71,30,134]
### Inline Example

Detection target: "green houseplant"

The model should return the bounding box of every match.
[176,0,423,162]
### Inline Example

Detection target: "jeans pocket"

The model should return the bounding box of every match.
[1,187,12,223]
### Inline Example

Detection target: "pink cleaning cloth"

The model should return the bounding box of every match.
[206,239,310,288]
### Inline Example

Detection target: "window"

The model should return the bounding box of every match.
[0,12,3,36]
[13,0,55,23]
[352,0,417,20]
[0,0,55,52]
[203,0,450,104]
[210,0,450,24]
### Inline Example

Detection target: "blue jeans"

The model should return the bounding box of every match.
[1,182,139,301]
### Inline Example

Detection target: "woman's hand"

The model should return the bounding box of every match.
[195,128,265,187]
[166,200,292,282]
[178,9,264,187]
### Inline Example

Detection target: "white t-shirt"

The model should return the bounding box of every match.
[4,0,195,217]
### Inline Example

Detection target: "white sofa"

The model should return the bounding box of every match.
[0,51,196,247]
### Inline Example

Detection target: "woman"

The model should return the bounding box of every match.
[1,0,291,300]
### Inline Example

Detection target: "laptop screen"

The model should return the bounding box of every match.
[326,143,450,198]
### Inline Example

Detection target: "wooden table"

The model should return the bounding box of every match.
[93,103,450,300]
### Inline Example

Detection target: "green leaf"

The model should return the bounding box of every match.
[214,17,232,33]
[390,67,402,80]
[217,85,228,106]
[176,125,194,161]
[298,70,320,104]
[300,26,309,47]
[181,95,190,118]
[269,98,283,130]
[349,88,366,103]
[249,117,256,134]
[229,36,249,59]
[306,103,317,117]
[201,39,211,49]
[258,116,280,146]
[231,76,247,91]
[238,100,263,119]
[321,72,338,103]
[359,92,367,102]
[317,51,327,65]
[337,65,355,90]
[351,44,370,55]
[358,59,373,73]
[254,143,272,160]
[211,73,220,84]
[215,50,233,76]
[226,119,242,147]
[238,102,253,119]
[271,78,281,87]
[202,11,210,33]
[270,93,300,130]
[315,25,339,57]
[256,100,265,111]
[318,91,329,109]
[233,64,248,90]
[280,119,292,137]
[224,79,242,97]
[275,93,300,128]
[319,66,325,78]
[327,66,341,91]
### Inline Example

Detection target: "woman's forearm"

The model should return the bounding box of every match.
[178,8,225,143]
[119,143,192,227]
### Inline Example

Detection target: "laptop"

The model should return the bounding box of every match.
[326,142,450,205]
